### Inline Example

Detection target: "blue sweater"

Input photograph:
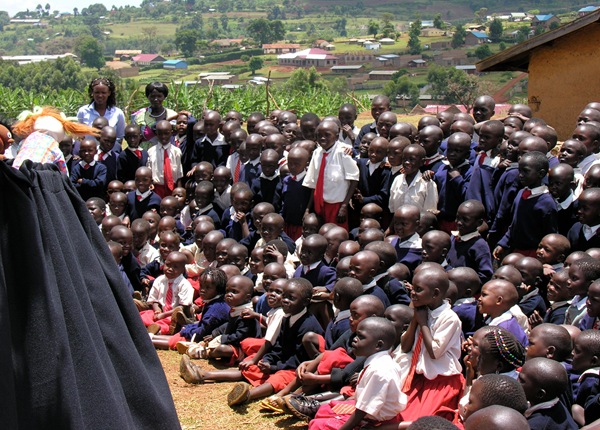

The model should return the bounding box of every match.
[447,235,493,285]
[356,159,391,208]
[180,296,230,341]
[126,190,162,221]
[117,148,148,183]
[251,175,283,213]
[498,189,558,251]
[281,174,311,226]
[488,166,522,247]
[465,156,498,221]
[434,161,472,222]
[70,162,107,201]
[293,262,337,291]
[568,222,600,252]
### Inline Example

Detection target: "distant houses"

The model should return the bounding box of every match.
[531,14,561,29]
[278,48,338,67]
[163,59,188,69]
[465,31,489,46]
[131,54,166,66]
[262,43,300,54]
[1,53,76,65]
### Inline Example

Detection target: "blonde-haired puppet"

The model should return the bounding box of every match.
[11,107,99,174]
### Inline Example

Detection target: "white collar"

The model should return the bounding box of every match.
[423,152,444,166]
[395,233,421,248]
[453,230,480,242]
[166,273,184,285]
[522,185,549,199]
[196,203,214,213]
[486,310,513,325]
[230,302,253,317]
[368,160,382,175]
[135,189,152,199]
[569,294,588,310]
[391,165,402,175]
[583,223,600,240]
[79,160,96,168]
[442,159,470,169]
[303,260,321,273]
[430,300,451,319]
[160,143,171,151]
[289,170,306,181]
[246,157,260,166]
[363,350,391,364]
[203,294,222,304]
[524,398,560,418]
[260,171,280,181]
[335,309,351,321]
[288,308,307,326]
[202,132,226,145]
[578,367,600,382]
[373,272,387,283]
[363,279,377,292]
[556,192,575,210]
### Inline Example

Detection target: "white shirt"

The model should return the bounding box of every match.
[214,185,232,211]
[368,160,382,175]
[201,132,227,146]
[524,398,560,418]
[302,260,321,274]
[264,307,285,343]
[355,351,407,422]
[583,223,600,240]
[556,192,575,210]
[578,153,600,175]
[287,308,307,327]
[147,143,183,185]
[389,170,438,213]
[303,141,360,204]
[339,125,360,147]
[453,230,480,242]
[399,301,462,379]
[226,152,241,176]
[395,233,422,249]
[147,274,193,308]
[521,184,548,199]
[77,103,126,141]
[477,149,501,168]
[137,241,160,267]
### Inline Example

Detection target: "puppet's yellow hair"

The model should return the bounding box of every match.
[12,106,100,139]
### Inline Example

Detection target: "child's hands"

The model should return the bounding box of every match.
[498,158,512,169]
[311,287,330,302]
[257,360,271,374]
[353,190,364,205]
[264,244,284,264]
[337,204,348,223]
[342,146,353,157]
[203,335,213,343]
[241,308,256,319]
[234,211,247,224]
[492,245,506,261]
[142,278,151,287]
[239,358,256,370]
[415,307,429,326]
[299,371,319,385]
[529,310,543,328]
[462,336,474,354]
[422,170,435,181]
[342,124,356,141]
[542,263,556,277]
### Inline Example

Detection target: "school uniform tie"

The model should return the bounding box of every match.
[402,331,423,393]
[314,152,329,214]
[164,280,174,312]
[134,149,142,158]
[478,152,487,166]
[234,159,241,183]
[83,163,91,170]
[99,151,106,161]
[521,188,532,200]
[163,148,175,191]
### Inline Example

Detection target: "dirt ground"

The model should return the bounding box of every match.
[158,350,309,430]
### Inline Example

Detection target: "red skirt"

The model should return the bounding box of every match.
[284,224,303,242]
[317,202,348,231]
[317,348,354,375]
[399,373,464,422]
[308,400,401,430]
[139,310,172,335]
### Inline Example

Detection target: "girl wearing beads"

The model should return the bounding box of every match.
[77,77,126,144]
[132,82,177,148]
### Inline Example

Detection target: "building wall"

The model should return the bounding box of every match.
[527,25,600,139]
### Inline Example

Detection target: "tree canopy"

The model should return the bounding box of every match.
[246,19,285,45]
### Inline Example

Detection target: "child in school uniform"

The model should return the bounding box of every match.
[212,165,232,216]
[239,134,262,186]
[564,256,600,326]
[294,234,337,294]
[147,120,183,198]
[477,279,528,346]
[70,138,107,201]
[418,125,445,174]
[251,149,283,213]
[308,317,406,430]
[303,120,360,230]
[199,276,259,363]
[127,166,162,222]
[513,257,547,317]
[571,330,600,427]
[568,188,600,251]
[131,218,160,268]
[140,251,193,335]
[536,233,571,277]
[389,204,424,273]
[221,185,253,241]
[520,358,578,430]
[447,200,493,285]
[540,271,573,325]
[353,137,391,222]
[449,267,484,339]
[494,152,558,260]
[548,164,579,236]
[388,144,438,214]
[398,266,464,421]
[348,250,391,308]
[97,126,119,186]
[466,120,504,222]
[434,132,473,234]
[281,147,312,241]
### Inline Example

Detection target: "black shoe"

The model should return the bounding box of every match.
[285,395,321,421]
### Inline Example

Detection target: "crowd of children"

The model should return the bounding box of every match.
[7,81,600,429]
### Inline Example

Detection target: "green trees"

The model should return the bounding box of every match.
[74,35,105,69]
[475,44,492,59]
[368,20,379,38]
[384,75,420,106]
[433,14,444,29]
[285,66,326,93]
[427,65,482,112]
[248,56,263,75]
[452,24,467,48]
[246,19,285,45]
[489,19,503,43]
[407,19,421,54]
[175,14,204,57]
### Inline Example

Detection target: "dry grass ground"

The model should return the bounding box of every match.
[157,350,309,430]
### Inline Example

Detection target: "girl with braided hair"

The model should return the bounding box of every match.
[477,326,526,378]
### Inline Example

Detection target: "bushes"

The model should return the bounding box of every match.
[200,48,263,63]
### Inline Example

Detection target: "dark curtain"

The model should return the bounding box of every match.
[0,160,180,429]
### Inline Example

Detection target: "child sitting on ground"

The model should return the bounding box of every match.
[348,250,391,308]
[200,276,259,363]
[398,265,464,421]
[520,357,577,430]
[127,167,162,221]
[449,267,483,339]
[308,317,406,430]
[140,251,193,335]
[325,277,364,348]
[447,200,493,285]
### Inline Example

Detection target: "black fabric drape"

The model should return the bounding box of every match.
[0,160,181,429]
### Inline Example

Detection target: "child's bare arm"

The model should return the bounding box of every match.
[401,317,418,353]
[339,409,367,430]
[416,308,436,359]
[573,404,586,427]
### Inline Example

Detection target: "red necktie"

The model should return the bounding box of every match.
[314,152,329,214]
[402,331,423,393]
[136,194,142,201]
[99,152,106,161]
[594,319,599,330]
[234,159,241,183]
[291,175,297,181]
[521,188,532,200]
[164,280,174,312]
[134,149,142,158]
[478,152,487,166]
[163,148,175,192]
[83,163,90,170]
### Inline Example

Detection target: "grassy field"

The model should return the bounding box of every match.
[107,21,179,38]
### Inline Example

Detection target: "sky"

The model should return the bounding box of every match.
[3,0,140,16]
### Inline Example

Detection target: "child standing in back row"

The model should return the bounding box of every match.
[398,265,463,421]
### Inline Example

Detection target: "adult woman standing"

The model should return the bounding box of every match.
[77,77,126,145]
[131,82,177,148]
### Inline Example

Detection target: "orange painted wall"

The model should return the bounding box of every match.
[527,24,600,140]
